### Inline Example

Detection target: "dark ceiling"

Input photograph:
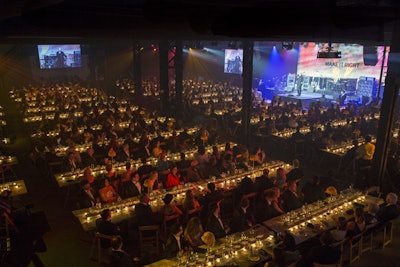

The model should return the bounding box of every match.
[0,0,400,44]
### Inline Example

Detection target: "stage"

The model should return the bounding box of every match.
[274,91,335,108]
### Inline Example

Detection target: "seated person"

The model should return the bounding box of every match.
[270,232,302,267]
[199,182,224,221]
[81,147,97,168]
[110,235,135,267]
[182,189,201,215]
[377,192,400,224]
[82,167,95,185]
[234,176,255,205]
[286,159,304,182]
[346,207,366,238]
[274,167,287,190]
[64,151,82,172]
[186,160,203,183]
[116,142,131,162]
[280,180,304,212]
[311,231,341,266]
[183,217,205,252]
[120,170,142,199]
[206,202,229,239]
[135,193,163,226]
[164,223,188,259]
[365,202,380,226]
[160,193,183,221]
[301,176,326,204]
[330,216,348,242]
[254,188,284,223]
[77,180,100,209]
[137,158,155,181]
[230,198,254,233]
[95,209,120,248]
[249,146,266,166]
[254,168,274,194]
[121,162,134,183]
[98,178,119,204]
[166,165,182,189]
[143,170,161,193]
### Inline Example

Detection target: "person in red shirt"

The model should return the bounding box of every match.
[166,165,181,189]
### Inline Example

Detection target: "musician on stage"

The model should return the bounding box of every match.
[296,74,303,96]
[338,90,346,105]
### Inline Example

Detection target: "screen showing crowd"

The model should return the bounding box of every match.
[38,44,82,69]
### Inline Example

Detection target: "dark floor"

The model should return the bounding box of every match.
[1,93,400,267]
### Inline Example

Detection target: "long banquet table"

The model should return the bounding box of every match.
[72,160,289,232]
[262,188,383,245]
[55,142,235,188]
[144,224,275,267]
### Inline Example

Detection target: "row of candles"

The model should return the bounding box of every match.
[283,189,366,233]
[76,161,289,229]
[56,141,232,187]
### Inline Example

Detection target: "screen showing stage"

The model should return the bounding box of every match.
[297,42,389,80]
[224,49,243,74]
[37,44,82,69]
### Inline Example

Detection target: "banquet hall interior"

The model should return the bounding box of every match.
[1,1,400,267]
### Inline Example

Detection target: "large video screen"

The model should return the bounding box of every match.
[224,49,243,74]
[38,44,82,69]
[297,42,389,80]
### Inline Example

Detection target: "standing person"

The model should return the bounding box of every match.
[296,74,303,96]
[155,152,170,189]
[355,135,375,189]
[56,48,67,67]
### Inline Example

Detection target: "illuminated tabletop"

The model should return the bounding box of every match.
[0,180,28,196]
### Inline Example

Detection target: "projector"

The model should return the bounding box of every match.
[317,51,342,58]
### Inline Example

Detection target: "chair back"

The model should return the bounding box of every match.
[89,232,115,264]
[138,224,161,259]
[348,231,364,265]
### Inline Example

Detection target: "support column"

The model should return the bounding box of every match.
[133,44,142,100]
[241,40,254,147]
[374,20,400,192]
[174,41,183,120]
[159,40,169,116]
